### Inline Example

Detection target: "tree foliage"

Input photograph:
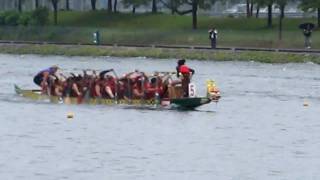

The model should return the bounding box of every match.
[31,7,49,25]
[50,0,59,25]
[299,0,320,11]
[160,0,216,29]
[299,0,320,27]
[122,0,149,13]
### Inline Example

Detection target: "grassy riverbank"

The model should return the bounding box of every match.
[1,43,319,64]
[0,12,319,49]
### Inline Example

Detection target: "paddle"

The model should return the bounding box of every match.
[99,68,119,103]
[82,70,93,103]
[153,75,161,106]
[110,69,119,103]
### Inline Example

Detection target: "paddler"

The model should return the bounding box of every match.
[94,69,115,98]
[176,59,195,97]
[33,65,59,94]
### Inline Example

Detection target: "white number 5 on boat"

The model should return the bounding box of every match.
[188,83,196,97]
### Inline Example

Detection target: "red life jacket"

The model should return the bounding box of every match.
[179,65,190,74]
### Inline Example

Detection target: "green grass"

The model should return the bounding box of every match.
[54,11,317,31]
[0,11,319,49]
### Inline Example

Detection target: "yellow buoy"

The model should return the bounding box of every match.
[67,112,74,119]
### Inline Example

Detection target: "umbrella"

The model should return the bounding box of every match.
[299,23,315,30]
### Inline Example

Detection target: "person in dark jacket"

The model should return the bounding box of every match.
[209,28,218,49]
[303,28,312,49]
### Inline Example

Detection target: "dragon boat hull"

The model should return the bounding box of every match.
[14,85,214,109]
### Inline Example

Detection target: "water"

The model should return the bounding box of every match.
[0,54,320,180]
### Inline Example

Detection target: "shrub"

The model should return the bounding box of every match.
[30,7,49,26]
[227,14,234,18]
[18,13,32,26]
[0,13,5,25]
[4,11,20,26]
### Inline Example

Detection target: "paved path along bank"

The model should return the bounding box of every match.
[0,40,319,64]
[0,40,319,54]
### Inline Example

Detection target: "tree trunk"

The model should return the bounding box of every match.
[35,0,39,8]
[250,0,253,17]
[108,0,112,12]
[256,5,260,18]
[267,4,272,28]
[280,5,285,18]
[54,6,58,25]
[278,16,282,40]
[192,0,198,29]
[52,1,58,25]
[278,5,284,40]
[152,0,157,13]
[246,0,250,17]
[114,0,117,12]
[66,0,70,10]
[318,8,320,27]
[91,0,96,10]
[170,0,175,15]
[18,0,22,12]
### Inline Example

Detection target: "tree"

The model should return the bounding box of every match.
[152,0,158,13]
[91,0,97,10]
[266,0,274,28]
[108,0,113,12]
[300,0,320,27]
[17,0,24,12]
[35,0,39,8]
[66,0,70,10]
[246,0,250,17]
[51,0,59,25]
[245,0,254,17]
[250,0,254,17]
[167,0,179,14]
[122,0,149,14]
[31,7,50,25]
[255,0,267,18]
[160,0,216,29]
[276,0,287,40]
[114,0,118,12]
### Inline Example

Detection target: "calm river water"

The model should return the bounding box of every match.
[0,54,320,180]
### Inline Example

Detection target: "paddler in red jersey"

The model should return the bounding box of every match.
[176,59,195,97]
[94,69,115,99]
[33,65,59,94]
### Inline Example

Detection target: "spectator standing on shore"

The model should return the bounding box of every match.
[208,28,218,49]
[299,23,315,49]
[303,28,312,49]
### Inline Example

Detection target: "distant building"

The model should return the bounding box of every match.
[0,0,306,17]
[0,0,111,11]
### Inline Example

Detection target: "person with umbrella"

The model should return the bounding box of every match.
[299,23,315,49]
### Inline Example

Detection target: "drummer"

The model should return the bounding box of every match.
[176,59,195,97]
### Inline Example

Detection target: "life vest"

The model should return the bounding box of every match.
[179,65,191,74]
